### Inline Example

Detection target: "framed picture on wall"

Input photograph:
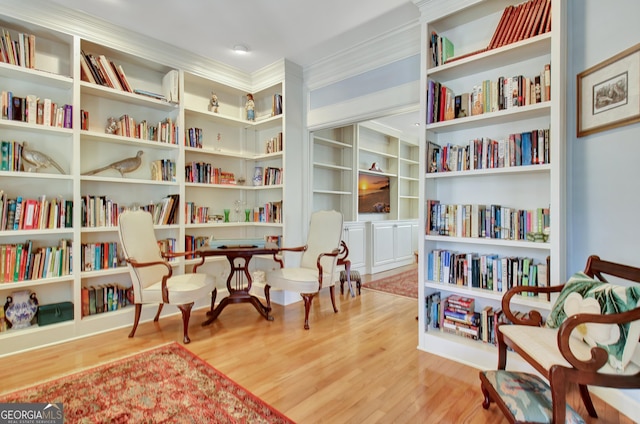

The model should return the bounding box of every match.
[577,43,640,137]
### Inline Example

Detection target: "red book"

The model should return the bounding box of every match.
[513,0,534,43]
[498,4,521,48]
[539,0,551,35]
[488,5,512,50]
[528,0,546,38]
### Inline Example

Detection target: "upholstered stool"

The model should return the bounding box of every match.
[339,270,361,296]
[479,370,585,424]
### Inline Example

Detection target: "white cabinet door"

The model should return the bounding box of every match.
[343,222,366,270]
[394,222,414,261]
[371,222,395,267]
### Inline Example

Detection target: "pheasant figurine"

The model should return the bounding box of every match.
[84,150,144,177]
[21,142,66,174]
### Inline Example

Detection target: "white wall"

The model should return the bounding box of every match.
[567,0,640,274]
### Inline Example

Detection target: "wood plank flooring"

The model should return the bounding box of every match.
[0,265,633,423]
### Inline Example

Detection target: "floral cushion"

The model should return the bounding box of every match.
[546,272,640,371]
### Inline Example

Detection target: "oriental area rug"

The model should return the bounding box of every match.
[0,342,294,424]
[362,268,418,299]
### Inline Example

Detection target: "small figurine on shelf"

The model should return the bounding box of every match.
[208,92,219,113]
[245,93,255,121]
[105,117,118,134]
[369,162,382,172]
[83,150,143,177]
[21,142,66,174]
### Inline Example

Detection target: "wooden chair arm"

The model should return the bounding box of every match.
[502,285,563,326]
[271,245,307,268]
[336,241,349,267]
[557,308,640,371]
[126,258,172,303]
[315,248,340,290]
[163,250,205,268]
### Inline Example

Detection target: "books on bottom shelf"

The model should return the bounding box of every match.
[425,291,528,347]
[81,284,133,317]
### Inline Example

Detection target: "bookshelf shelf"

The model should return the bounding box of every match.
[81,131,180,150]
[417,0,566,369]
[427,33,552,80]
[80,82,178,110]
[0,61,73,87]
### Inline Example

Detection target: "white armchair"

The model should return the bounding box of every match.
[118,209,214,343]
[265,210,344,329]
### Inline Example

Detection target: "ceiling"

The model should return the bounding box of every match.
[49,0,419,73]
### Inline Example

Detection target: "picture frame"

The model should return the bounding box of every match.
[577,43,640,137]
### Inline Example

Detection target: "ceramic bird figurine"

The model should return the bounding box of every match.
[21,142,66,174]
[84,150,144,177]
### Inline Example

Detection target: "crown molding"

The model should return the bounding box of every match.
[412,0,486,22]
[304,21,420,91]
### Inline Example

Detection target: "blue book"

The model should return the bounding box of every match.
[521,132,532,165]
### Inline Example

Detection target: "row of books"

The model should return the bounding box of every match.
[184,235,208,258]
[488,0,551,51]
[426,200,550,241]
[185,203,210,225]
[425,293,524,346]
[185,127,204,148]
[434,0,552,67]
[427,129,550,174]
[81,194,179,228]
[1,141,22,172]
[0,28,35,69]
[427,250,548,294]
[0,239,72,283]
[272,93,283,116]
[105,114,178,145]
[255,201,283,223]
[265,132,283,154]
[185,162,236,185]
[146,194,180,226]
[150,159,176,182]
[426,63,550,124]
[1,91,72,128]
[0,193,73,232]
[258,166,283,186]
[81,242,119,272]
[80,50,133,93]
[81,284,133,317]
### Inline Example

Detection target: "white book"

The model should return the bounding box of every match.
[43,98,52,126]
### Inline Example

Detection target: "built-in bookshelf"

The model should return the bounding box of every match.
[0,10,303,355]
[416,0,566,371]
[310,117,419,273]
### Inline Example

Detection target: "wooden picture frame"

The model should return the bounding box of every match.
[577,43,640,137]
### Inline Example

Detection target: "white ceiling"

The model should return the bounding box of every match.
[49,0,419,73]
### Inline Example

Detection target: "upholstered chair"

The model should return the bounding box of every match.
[118,209,214,343]
[265,210,344,329]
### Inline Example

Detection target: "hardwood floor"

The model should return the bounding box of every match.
[0,264,633,423]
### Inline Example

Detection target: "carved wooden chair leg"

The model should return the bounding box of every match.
[154,304,163,322]
[330,286,338,313]
[177,303,194,344]
[496,330,508,370]
[129,304,142,338]
[264,285,273,320]
[550,367,567,424]
[579,384,598,417]
[301,293,315,330]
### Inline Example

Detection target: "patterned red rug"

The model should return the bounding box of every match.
[362,268,418,298]
[0,342,294,424]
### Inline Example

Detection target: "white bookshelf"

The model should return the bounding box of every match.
[415,0,566,367]
[0,12,303,356]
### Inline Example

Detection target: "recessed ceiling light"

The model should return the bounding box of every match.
[233,44,249,54]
